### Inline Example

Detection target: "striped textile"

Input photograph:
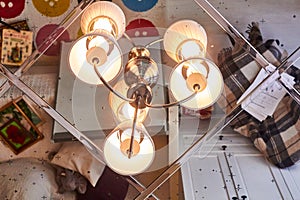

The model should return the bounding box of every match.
[217,40,300,168]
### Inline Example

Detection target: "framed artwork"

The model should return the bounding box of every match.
[0,118,36,154]
[15,97,44,127]
[0,96,44,154]
[1,29,33,67]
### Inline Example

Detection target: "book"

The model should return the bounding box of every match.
[1,28,33,66]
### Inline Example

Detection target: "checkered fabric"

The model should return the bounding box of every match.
[217,40,300,168]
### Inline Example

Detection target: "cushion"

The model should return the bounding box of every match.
[0,157,75,199]
[217,31,300,168]
[50,141,105,186]
[217,40,284,114]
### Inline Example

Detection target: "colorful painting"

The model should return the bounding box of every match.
[0,118,36,154]
[16,98,43,127]
[1,29,33,66]
[0,97,43,141]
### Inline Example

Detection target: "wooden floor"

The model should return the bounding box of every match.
[125,134,185,199]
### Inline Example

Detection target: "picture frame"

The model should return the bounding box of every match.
[0,96,44,154]
[15,96,44,127]
[0,118,36,154]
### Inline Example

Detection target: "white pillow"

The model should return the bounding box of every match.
[50,141,105,187]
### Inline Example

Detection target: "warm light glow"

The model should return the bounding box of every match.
[87,35,110,52]
[103,121,155,175]
[109,79,149,122]
[80,1,126,39]
[118,102,148,122]
[69,31,122,85]
[169,58,223,109]
[179,40,205,60]
[92,17,113,34]
[163,20,208,62]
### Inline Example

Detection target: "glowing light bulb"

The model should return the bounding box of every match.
[180,40,204,59]
[93,17,113,33]
[88,35,110,53]
[103,121,155,175]
[118,102,148,122]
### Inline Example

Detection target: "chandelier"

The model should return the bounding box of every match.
[67,1,224,175]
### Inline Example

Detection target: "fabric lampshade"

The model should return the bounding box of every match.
[169,57,223,109]
[163,20,208,62]
[103,121,155,175]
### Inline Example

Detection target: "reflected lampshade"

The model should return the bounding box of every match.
[109,79,149,123]
[69,31,122,85]
[103,121,155,175]
[169,57,223,110]
[80,1,126,39]
[163,20,208,62]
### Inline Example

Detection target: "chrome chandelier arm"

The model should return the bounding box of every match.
[145,91,198,108]
[145,38,164,49]
[0,0,95,97]
[128,96,140,159]
[136,106,244,200]
[93,65,135,103]
[122,32,137,47]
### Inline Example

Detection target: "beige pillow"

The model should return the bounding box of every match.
[50,141,105,186]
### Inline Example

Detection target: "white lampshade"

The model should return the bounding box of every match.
[69,31,122,85]
[169,58,223,110]
[81,1,126,39]
[103,121,155,175]
[163,20,208,62]
[109,79,149,122]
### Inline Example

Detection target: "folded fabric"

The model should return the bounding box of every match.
[50,141,106,187]
[217,39,284,114]
[217,33,300,168]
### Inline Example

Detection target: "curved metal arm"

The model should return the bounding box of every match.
[145,38,164,49]
[122,32,136,47]
[145,91,198,108]
[93,65,135,103]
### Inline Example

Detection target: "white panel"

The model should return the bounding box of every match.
[182,153,237,199]
[228,154,292,200]
[280,163,300,198]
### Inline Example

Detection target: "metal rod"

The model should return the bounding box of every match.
[0,64,106,164]
[0,19,20,32]
[93,65,135,103]
[0,60,155,200]
[0,0,95,97]
[123,32,136,47]
[145,38,164,49]
[136,106,244,199]
[128,96,140,158]
[125,176,159,200]
[193,0,270,69]
[145,91,197,108]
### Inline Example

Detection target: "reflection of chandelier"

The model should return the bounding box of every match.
[68,1,224,175]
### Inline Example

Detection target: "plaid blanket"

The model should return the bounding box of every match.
[217,39,300,168]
